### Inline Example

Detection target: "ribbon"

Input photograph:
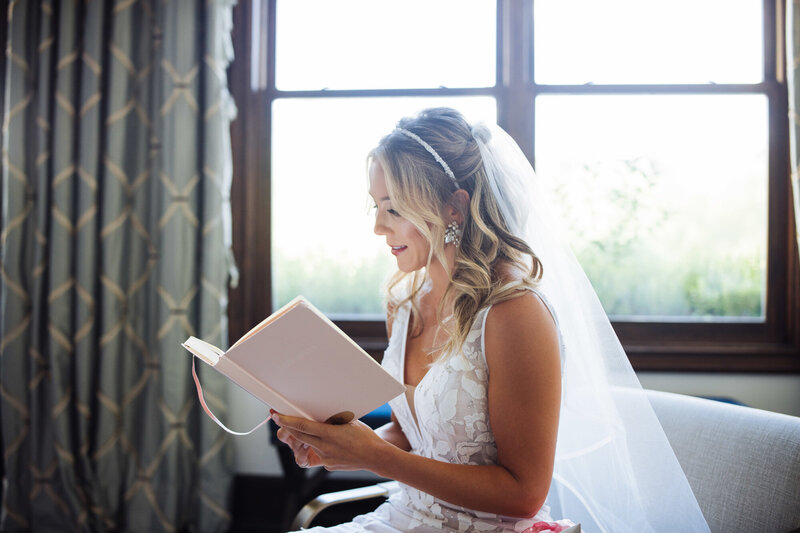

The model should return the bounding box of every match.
[191,356,271,436]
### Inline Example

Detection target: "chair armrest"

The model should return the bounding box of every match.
[290,480,400,530]
[291,481,581,532]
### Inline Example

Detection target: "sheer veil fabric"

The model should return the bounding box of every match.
[472,123,711,532]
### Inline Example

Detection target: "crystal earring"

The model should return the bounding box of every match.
[444,220,462,247]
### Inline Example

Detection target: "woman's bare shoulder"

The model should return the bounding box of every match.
[489,290,554,328]
[483,290,559,370]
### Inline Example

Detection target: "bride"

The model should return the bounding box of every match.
[274,107,710,533]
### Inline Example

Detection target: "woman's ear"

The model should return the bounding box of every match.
[447,189,470,223]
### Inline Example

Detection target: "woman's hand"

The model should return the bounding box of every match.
[272,411,392,472]
[275,417,323,468]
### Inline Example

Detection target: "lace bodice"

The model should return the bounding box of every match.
[384,304,497,469]
[374,297,557,532]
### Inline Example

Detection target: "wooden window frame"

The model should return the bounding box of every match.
[228,0,800,372]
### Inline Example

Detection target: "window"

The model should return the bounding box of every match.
[230,0,800,371]
[534,0,768,323]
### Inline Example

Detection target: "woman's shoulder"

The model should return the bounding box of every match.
[482,289,561,371]
[487,261,555,328]
[486,289,556,333]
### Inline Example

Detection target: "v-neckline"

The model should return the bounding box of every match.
[399,307,435,437]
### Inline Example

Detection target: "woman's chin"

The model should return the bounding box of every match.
[395,259,424,273]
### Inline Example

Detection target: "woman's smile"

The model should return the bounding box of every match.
[370,161,431,272]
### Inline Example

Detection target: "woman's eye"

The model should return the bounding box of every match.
[371,203,401,218]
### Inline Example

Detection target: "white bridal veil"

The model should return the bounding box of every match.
[472,123,711,533]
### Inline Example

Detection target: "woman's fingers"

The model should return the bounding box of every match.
[272,411,379,471]
[275,418,321,468]
[281,432,315,467]
[272,411,326,437]
[272,411,325,448]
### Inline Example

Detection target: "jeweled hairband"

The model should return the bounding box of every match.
[394,128,457,183]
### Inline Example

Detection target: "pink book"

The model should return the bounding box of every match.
[182,296,405,424]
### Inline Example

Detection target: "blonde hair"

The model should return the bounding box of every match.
[369,108,543,360]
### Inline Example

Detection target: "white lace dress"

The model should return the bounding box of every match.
[297,296,564,532]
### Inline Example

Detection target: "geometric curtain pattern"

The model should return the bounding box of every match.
[1,1,237,531]
[789,0,800,256]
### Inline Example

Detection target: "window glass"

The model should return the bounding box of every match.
[534,0,763,84]
[275,0,496,90]
[535,94,768,320]
[272,97,497,316]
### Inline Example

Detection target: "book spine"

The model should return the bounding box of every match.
[214,358,316,420]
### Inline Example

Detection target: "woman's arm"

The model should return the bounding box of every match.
[274,292,561,518]
[374,411,411,451]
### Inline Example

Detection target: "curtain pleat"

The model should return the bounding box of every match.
[0,1,237,531]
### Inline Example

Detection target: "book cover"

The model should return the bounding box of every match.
[182,296,405,424]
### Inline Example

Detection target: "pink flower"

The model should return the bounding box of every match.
[521,520,576,533]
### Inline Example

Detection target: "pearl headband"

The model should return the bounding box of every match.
[394,127,457,183]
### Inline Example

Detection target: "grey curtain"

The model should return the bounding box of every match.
[789,0,800,254]
[1,1,237,531]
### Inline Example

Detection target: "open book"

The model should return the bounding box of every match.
[183,296,405,426]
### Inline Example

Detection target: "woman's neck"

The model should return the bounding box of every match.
[424,258,453,315]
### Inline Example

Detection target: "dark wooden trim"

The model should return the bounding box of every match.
[342,331,800,373]
[498,0,535,160]
[765,0,777,82]
[627,346,800,372]
[228,0,272,344]
[533,83,778,94]
[268,87,499,99]
[767,75,791,343]
[227,1,245,345]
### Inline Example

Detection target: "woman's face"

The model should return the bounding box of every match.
[369,160,431,273]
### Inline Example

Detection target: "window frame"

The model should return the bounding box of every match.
[228,0,800,372]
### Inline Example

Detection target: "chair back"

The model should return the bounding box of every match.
[647,389,800,533]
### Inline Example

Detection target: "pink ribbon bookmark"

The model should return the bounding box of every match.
[191,357,272,436]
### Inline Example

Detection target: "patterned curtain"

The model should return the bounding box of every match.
[1,1,237,531]
[789,0,800,253]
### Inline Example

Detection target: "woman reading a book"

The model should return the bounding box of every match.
[274,108,710,532]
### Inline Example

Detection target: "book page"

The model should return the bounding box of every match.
[225,299,405,422]
[182,336,224,366]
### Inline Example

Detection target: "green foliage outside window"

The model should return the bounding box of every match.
[274,157,764,320]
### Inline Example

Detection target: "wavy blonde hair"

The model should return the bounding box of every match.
[369,108,543,360]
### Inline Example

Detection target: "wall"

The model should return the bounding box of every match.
[228,385,283,475]
[637,372,800,417]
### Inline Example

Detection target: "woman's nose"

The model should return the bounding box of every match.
[374,215,387,236]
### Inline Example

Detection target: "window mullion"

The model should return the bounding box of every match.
[498,0,535,161]
[764,0,778,82]
[266,0,277,94]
